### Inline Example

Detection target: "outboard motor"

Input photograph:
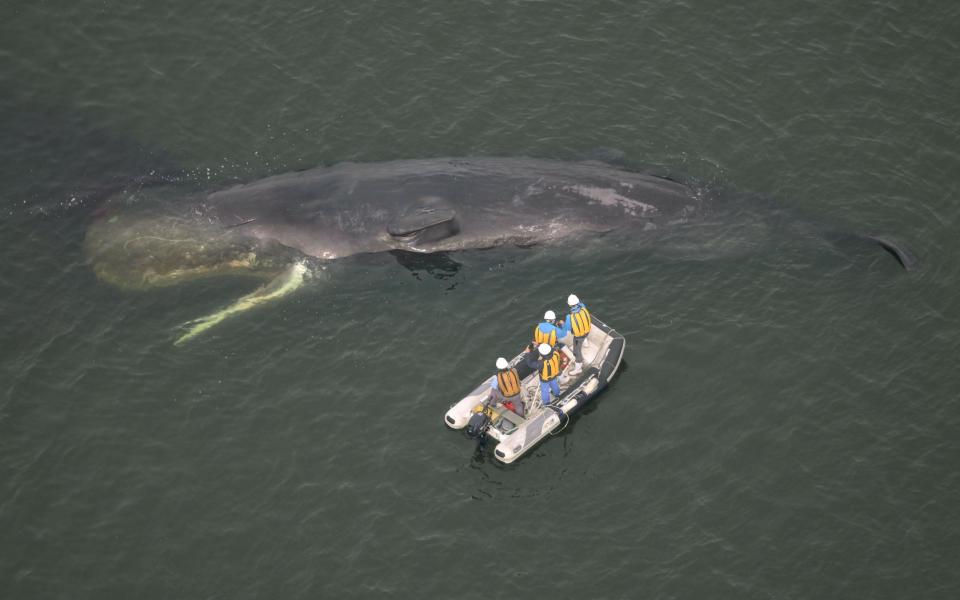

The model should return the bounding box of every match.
[465,410,492,443]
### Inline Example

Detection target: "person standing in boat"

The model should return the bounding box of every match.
[489,357,525,417]
[561,293,592,375]
[535,309,576,373]
[536,343,562,406]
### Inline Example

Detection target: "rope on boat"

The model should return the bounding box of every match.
[547,404,570,435]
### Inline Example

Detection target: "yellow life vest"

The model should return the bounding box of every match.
[534,323,557,347]
[569,306,592,338]
[496,368,521,398]
[539,352,561,381]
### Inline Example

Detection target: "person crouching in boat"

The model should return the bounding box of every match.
[536,343,562,407]
[522,343,542,371]
[489,357,525,417]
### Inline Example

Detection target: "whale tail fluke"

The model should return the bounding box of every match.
[864,234,918,272]
[823,231,918,272]
[173,261,309,345]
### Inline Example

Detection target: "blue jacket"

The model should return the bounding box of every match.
[535,321,566,346]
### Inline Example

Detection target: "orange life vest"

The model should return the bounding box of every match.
[569,306,592,337]
[496,368,521,398]
[534,322,557,347]
[539,352,561,381]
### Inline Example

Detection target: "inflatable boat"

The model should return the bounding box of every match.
[444,315,625,463]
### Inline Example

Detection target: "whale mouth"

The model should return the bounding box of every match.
[83,203,310,345]
[83,210,290,289]
[173,261,309,345]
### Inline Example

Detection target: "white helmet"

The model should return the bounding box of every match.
[544,310,556,320]
[496,357,509,370]
[537,343,552,356]
[567,294,580,306]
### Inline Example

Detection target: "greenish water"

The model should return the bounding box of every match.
[2,1,958,598]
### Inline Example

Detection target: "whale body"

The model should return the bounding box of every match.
[83,157,914,343]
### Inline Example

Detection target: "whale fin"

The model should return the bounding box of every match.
[388,197,460,244]
[173,261,308,345]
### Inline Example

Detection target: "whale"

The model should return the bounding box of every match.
[83,157,915,343]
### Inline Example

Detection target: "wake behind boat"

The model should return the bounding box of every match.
[445,315,625,463]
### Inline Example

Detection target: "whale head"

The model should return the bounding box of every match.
[83,200,295,290]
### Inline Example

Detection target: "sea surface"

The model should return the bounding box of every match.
[1,1,958,598]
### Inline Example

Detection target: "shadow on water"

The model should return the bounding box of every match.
[389,250,462,285]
